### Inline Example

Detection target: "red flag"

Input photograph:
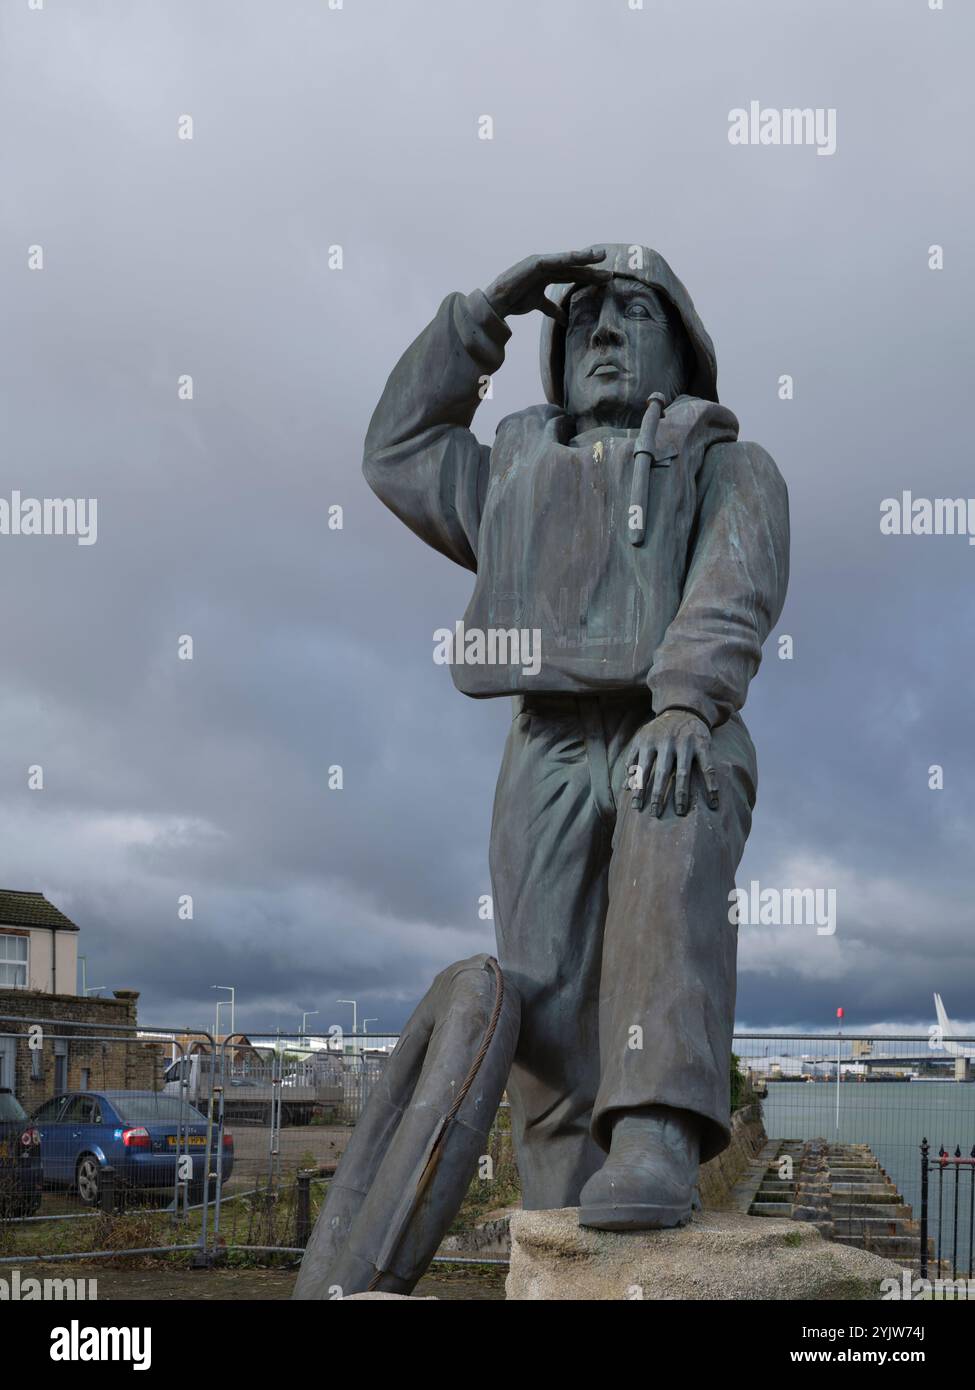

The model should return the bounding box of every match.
[836,1007,844,1019]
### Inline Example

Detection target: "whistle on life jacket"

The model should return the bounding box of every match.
[628,392,667,547]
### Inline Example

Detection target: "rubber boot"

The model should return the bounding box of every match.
[578,1105,701,1231]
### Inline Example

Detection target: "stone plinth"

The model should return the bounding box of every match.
[506,1208,905,1301]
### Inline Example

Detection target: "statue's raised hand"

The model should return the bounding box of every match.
[626,709,720,818]
[483,248,611,325]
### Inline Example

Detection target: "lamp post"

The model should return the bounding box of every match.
[835,1006,844,1136]
[79,957,106,996]
[212,985,236,1041]
[338,999,358,1055]
[300,1010,319,1047]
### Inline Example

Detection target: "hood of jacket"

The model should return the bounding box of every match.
[538,243,719,407]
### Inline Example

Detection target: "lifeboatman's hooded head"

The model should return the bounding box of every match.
[539,244,719,429]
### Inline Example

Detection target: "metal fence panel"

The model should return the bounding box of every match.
[3,1020,973,1275]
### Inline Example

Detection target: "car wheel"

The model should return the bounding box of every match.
[76,1155,101,1206]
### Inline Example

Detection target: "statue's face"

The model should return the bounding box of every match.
[563,278,688,429]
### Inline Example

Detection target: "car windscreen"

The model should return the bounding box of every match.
[111,1095,207,1125]
[0,1092,27,1123]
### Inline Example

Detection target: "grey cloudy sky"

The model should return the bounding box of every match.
[1,0,972,1038]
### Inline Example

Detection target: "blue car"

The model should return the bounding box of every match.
[0,1088,42,1216]
[31,1091,233,1206]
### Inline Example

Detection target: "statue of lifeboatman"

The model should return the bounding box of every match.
[363,245,789,1229]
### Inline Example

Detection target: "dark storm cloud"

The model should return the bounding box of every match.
[1,0,972,1039]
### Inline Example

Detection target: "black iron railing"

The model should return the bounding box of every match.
[919,1139,975,1280]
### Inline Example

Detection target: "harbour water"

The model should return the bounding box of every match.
[762,1081,975,1267]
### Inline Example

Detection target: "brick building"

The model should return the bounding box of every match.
[0,890,161,1108]
[0,987,164,1111]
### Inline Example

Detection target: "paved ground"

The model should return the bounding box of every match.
[25,1262,506,1301]
[226,1123,350,1184]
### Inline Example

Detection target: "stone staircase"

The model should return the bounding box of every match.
[747,1139,936,1273]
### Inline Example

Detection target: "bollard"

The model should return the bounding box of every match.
[99,1165,117,1214]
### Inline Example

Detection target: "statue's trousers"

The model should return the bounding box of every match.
[489,690,756,1210]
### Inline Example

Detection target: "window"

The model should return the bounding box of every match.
[33,1097,67,1123]
[113,1095,207,1125]
[0,934,27,989]
[62,1096,101,1125]
[80,1068,91,1090]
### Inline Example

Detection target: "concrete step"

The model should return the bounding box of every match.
[831,1218,916,1238]
[829,1176,895,1185]
[831,1203,913,1220]
[829,1168,886,1178]
[830,1184,899,1199]
[759,1138,924,1265]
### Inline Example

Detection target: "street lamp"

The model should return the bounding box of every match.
[79,957,106,996]
[300,1010,319,1047]
[212,985,236,1040]
[337,999,358,1054]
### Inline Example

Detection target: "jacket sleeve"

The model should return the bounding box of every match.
[362,289,511,572]
[647,439,790,730]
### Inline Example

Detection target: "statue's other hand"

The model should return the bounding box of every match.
[483,248,611,325]
[626,709,719,818]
